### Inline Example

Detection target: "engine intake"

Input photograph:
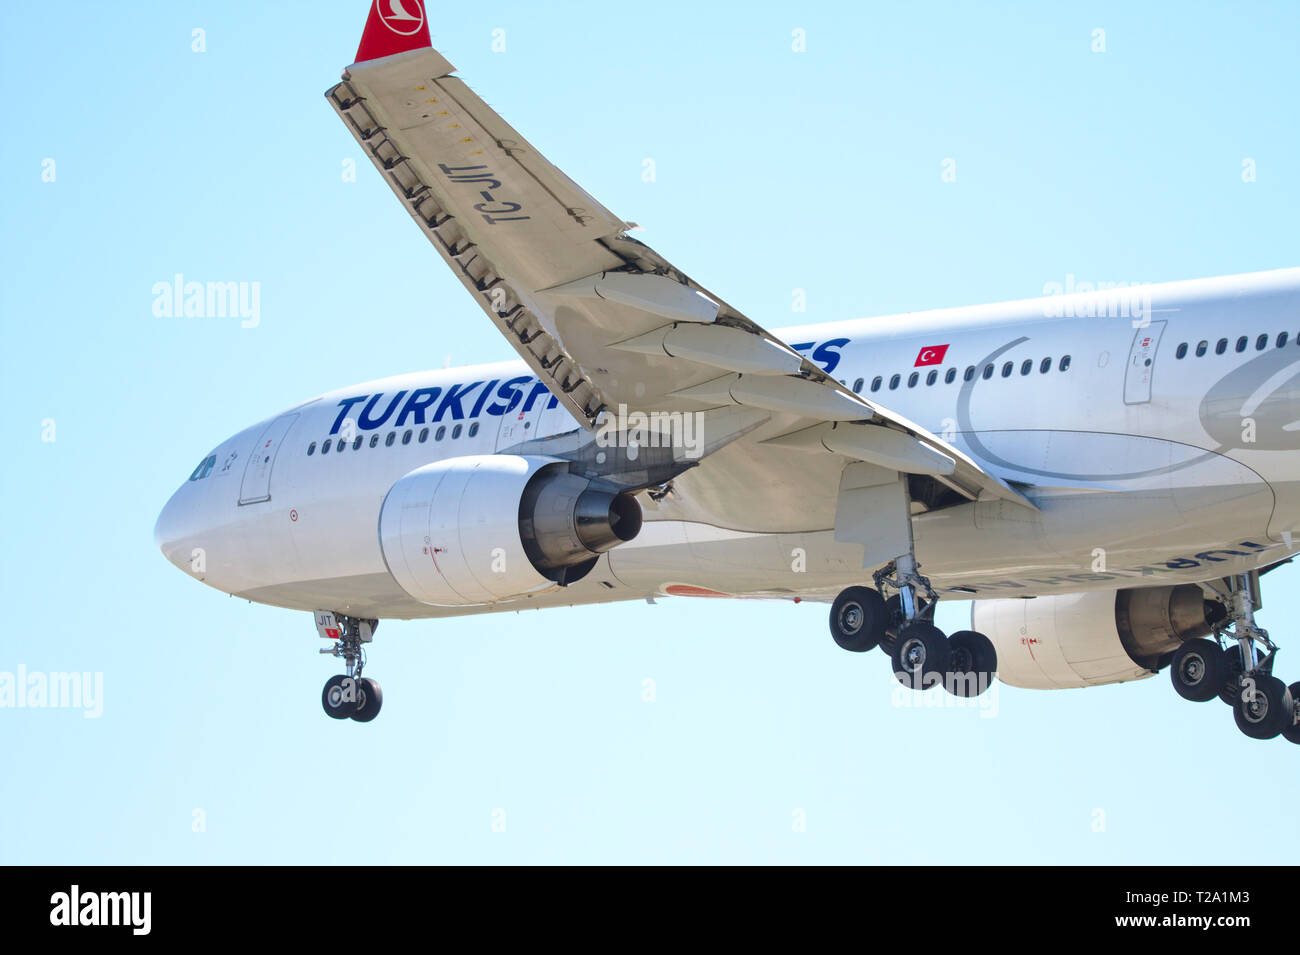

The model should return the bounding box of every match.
[379,454,642,607]
[972,585,1225,689]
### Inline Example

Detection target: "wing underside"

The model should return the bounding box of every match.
[326,28,1033,521]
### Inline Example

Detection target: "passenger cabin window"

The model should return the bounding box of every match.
[469,422,480,437]
[1196,341,1209,357]
[907,372,919,388]
[352,436,362,450]
[419,428,429,443]
[385,432,395,447]
[889,374,901,390]
[1059,355,1072,372]
[452,424,463,439]
[1235,336,1248,352]
[870,376,882,392]
[982,364,994,380]
[1215,338,1227,355]
[1000,361,1013,378]
[945,368,956,384]
[1256,334,1268,351]
[369,434,379,448]
[1278,332,1289,348]
[1020,359,1032,376]
[322,439,332,454]
[1040,357,1052,373]
[1175,343,1188,359]
[852,377,864,394]
[436,426,446,441]
[926,370,938,386]
[307,442,317,456]
[964,366,976,382]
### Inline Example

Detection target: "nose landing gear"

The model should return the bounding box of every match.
[316,612,383,723]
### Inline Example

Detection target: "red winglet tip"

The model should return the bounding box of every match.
[354,0,432,64]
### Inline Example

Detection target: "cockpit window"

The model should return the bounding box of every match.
[188,454,216,481]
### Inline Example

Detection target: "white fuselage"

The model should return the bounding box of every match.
[156,268,1300,619]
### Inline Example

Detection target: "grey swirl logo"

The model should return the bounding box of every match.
[1199,346,1300,451]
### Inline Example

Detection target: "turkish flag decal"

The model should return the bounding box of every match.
[914,345,949,367]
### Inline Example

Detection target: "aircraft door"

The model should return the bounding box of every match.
[495,384,549,450]
[1124,320,1166,405]
[238,413,300,505]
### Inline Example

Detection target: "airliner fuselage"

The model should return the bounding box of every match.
[156,268,1300,620]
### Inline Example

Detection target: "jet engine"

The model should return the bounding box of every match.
[379,454,642,607]
[972,585,1226,689]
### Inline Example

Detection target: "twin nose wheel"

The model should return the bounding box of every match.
[829,586,997,696]
[322,674,383,722]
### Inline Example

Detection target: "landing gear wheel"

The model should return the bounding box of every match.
[1282,681,1300,745]
[1170,638,1228,703]
[946,630,997,697]
[1219,644,1246,706]
[1233,674,1290,740]
[351,677,383,723]
[880,594,930,657]
[891,623,950,691]
[829,587,887,653]
[322,674,359,720]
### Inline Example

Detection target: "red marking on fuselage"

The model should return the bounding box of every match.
[664,584,733,598]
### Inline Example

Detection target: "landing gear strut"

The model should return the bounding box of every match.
[316,612,382,723]
[1179,573,1297,743]
[828,556,997,697]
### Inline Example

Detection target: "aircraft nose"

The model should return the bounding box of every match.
[154,486,193,570]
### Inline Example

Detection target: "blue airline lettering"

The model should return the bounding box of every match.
[469,379,499,418]
[330,395,368,435]
[433,380,484,421]
[790,338,850,375]
[486,376,531,416]
[813,338,850,375]
[521,380,553,413]
[327,339,863,435]
[358,391,408,430]
[395,387,441,427]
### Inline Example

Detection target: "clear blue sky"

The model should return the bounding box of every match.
[1,0,1296,864]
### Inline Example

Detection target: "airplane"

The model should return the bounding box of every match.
[156,0,1300,743]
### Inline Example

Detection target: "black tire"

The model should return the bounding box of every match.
[829,587,886,652]
[1282,682,1300,745]
[880,594,929,656]
[351,677,383,723]
[946,630,997,697]
[891,622,950,691]
[1170,638,1228,703]
[1233,674,1290,740]
[322,674,359,719]
[1219,643,1247,705]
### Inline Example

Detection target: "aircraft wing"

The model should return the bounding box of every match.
[327,1,1033,512]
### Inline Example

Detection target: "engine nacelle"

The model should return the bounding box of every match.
[972,585,1225,689]
[379,454,642,607]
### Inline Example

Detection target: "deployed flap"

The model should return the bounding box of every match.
[833,465,914,569]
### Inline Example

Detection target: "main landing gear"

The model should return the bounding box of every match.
[829,556,997,697]
[316,612,383,723]
[1168,573,1299,743]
